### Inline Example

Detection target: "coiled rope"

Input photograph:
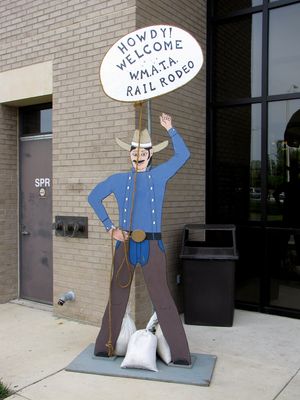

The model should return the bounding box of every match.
[106,101,144,356]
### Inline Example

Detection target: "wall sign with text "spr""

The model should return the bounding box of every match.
[100,25,203,102]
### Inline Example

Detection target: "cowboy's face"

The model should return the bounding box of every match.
[130,147,153,171]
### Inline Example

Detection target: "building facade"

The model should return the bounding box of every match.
[0,0,206,326]
[1,0,300,325]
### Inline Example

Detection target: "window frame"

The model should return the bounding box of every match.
[207,0,300,224]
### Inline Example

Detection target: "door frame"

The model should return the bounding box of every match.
[18,103,53,304]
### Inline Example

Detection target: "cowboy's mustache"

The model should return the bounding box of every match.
[133,159,146,164]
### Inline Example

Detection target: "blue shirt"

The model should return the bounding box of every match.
[88,127,190,233]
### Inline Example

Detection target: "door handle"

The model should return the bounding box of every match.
[21,231,30,236]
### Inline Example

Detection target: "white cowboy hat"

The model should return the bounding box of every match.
[116,129,168,153]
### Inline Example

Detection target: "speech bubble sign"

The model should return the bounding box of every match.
[100,25,203,102]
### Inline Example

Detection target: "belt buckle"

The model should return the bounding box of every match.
[131,229,146,243]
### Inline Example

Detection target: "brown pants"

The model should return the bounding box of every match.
[94,240,191,364]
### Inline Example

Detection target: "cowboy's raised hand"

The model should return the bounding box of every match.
[160,113,172,131]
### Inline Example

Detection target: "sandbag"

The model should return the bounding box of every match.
[146,312,171,364]
[146,311,158,332]
[114,312,136,356]
[121,329,158,372]
[156,324,171,365]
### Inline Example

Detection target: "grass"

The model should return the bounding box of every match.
[0,379,14,399]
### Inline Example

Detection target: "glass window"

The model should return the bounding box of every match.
[21,108,40,135]
[215,0,262,17]
[41,109,52,133]
[210,0,300,317]
[249,104,262,221]
[213,104,261,223]
[235,224,263,305]
[268,99,300,223]
[269,3,300,95]
[267,227,300,311]
[20,105,52,136]
[214,13,262,101]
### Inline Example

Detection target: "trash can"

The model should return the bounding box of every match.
[180,224,238,327]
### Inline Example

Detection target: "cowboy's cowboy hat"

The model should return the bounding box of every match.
[116,129,168,153]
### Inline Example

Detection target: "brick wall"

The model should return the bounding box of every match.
[0,0,206,327]
[134,0,207,326]
[50,0,137,324]
[0,0,136,324]
[0,105,18,303]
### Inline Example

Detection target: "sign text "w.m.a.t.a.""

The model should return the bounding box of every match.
[100,25,203,102]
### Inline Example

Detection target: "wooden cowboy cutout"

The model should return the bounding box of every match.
[88,113,191,365]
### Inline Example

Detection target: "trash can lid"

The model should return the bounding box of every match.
[180,246,238,260]
[180,224,239,260]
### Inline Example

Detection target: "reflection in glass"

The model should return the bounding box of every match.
[268,100,300,222]
[215,0,262,16]
[269,3,300,95]
[235,225,263,305]
[267,228,300,311]
[214,13,262,101]
[249,104,262,221]
[267,100,300,310]
[214,104,261,223]
[41,109,52,133]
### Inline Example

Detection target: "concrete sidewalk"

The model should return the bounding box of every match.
[0,302,299,400]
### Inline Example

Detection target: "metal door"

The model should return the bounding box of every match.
[20,136,53,304]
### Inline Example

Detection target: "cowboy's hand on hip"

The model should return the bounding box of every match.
[108,228,128,242]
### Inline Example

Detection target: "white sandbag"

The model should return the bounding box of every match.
[146,312,171,364]
[121,329,158,372]
[156,324,172,365]
[146,311,158,332]
[114,312,136,356]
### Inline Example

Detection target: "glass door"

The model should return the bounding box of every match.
[266,100,300,313]
[208,0,300,317]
